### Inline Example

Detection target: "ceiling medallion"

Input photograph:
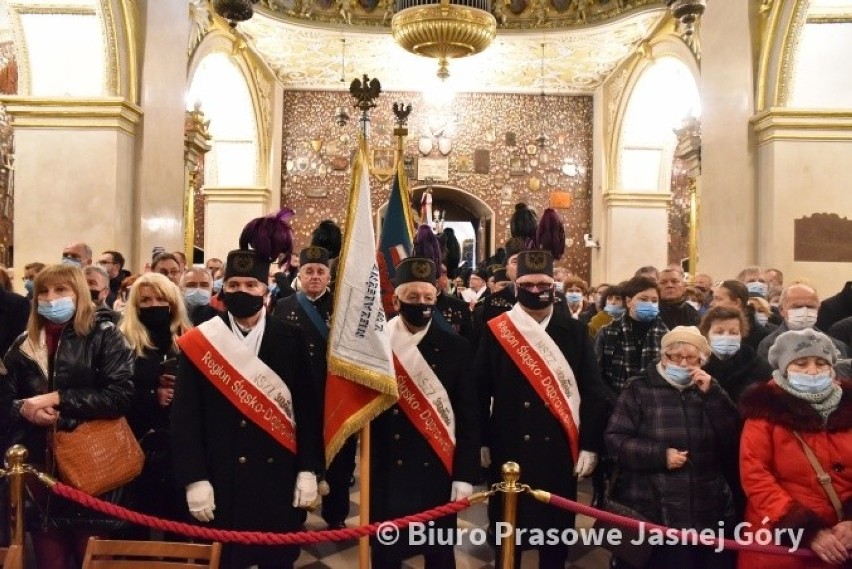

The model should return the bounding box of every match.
[391,0,497,79]
[213,0,258,28]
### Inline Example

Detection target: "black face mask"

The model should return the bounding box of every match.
[90,289,102,303]
[516,287,554,310]
[399,301,433,328]
[223,291,265,319]
[138,306,172,347]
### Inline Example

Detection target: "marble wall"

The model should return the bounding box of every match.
[668,155,690,268]
[280,90,594,279]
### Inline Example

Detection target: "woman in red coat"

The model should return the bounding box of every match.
[739,329,852,569]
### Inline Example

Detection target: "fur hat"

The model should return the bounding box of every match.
[768,329,839,373]
[299,246,329,267]
[661,326,711,358]
[394,257,436,287]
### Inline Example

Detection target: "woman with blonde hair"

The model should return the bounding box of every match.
[119,273,191,536]
[0,264,134,569]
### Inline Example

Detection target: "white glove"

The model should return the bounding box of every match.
[186,480,215,522]
[480,446,491,468]
[292,471,318,508]
[574,450,598,479]
[451,481,474,501]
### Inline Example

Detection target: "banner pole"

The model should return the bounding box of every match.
[359,424,371,569]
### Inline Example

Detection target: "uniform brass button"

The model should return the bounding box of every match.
[392,409,399,415]
[523,401,531,408]
[430,364,437,369]
[240,420,247,428]
[238,456,247,464]
[544,436,550,442]
[523,435,530,442]
[423,462,430,467]
[396,460,403,466]
[267,458,274,464]
[394,434,400,440]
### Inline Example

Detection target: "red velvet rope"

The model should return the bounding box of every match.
[544,492,816,558]
[50,482,471,546]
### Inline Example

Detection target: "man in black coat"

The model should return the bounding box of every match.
[272,246,355,530]
[0,287,29,358]
[817,281,852,332]
[172,249,323,569]
[433,263,473,341]
[475,250,610,568]
[658,268,700,329]
[370,257,480,569]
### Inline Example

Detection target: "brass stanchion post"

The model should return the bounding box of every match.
[500,461,522,569]
[6,445,27,548]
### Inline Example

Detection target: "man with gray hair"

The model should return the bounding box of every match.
[61,242,93,268]
[84,265,120,324]
[757,282,848,361]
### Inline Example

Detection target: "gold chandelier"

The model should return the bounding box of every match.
[391,0,497,79]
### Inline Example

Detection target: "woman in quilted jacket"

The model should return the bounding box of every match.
[0,264,134,569]
[739,329,852,568]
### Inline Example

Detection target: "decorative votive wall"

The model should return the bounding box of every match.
[668,155,690,268]
[280,90,594,280]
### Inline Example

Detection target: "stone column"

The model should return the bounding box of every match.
[602,193,671,279]
[698,0,758,276]
[133,0,190,269]
[4,98,141,269]
[203,186,271,260]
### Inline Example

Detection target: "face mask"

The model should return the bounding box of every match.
[633,301,659,322]
[788,371,833,394]
[517,287,554,310]
[138,305,172,333]
[23,279,34,294]
[604,304,625,318]
[212,279,224,293]
[184,288,211,309]
[398,301,433,328]
[710,335,741,358]
[755,313,769,327]
[90,289,102,303]
[665,364,693,386]
[554,282,564,293]
[686,300,701,311]
[565,292,584,304]
[38,297,76,324]
[746,282,768,297]
[61,256,82,268]
[223,291,264,318]
[786,307,818,331]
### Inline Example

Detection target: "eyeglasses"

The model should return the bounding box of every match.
[98,261,115,266]
[665,353,701,366]
[517,282,554,292]
[158,269,182,277]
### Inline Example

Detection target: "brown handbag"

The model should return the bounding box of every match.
[52,418,144,496]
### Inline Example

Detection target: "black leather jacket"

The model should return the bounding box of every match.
[0,314,135,461]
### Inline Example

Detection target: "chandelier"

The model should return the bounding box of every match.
[664,0,706,42]
[391,0,497,79]
[213,0,259,28]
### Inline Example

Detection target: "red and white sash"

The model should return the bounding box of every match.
[488,304,581,462]
[389,317,456,474]
[177,317,297,454]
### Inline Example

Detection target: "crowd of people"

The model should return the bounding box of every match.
[0,206,850,569]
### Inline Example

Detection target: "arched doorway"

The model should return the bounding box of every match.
[377,184,495,271]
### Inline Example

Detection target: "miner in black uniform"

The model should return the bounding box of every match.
[471,237,525,348]
[272,245,356,529]
[475,250,609,569]
[172,247,324,569]
[433,262,473,340]
[370,257,480,569]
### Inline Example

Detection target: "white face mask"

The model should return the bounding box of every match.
[786,307,818,331]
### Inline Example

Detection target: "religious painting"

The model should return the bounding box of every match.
[455,154,472,173]
[474,149,490,174]
[794,213,852,262]
[370,147,396,181]
[509,156,525,176]
[505,131,517,147]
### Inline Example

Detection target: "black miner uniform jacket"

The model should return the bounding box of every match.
[171,313,323,567]
[273,290,333,402]
[370,320,480,561]
[434,291,474,341]
[475,308,609,545]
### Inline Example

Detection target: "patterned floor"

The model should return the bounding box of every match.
[294,452,612,569]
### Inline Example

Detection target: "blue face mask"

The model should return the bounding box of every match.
[23,279,34,294]
[788,372,833,394]
[61,256,82,268]
[38,297,76,324]
[565,292,584,304]
[183,288,211,309]
[665,364,693,385]
[746,281,768,297]
[604,304,625,318]
[710,335,741,358]
[633,301,659,322]
[755,313,769,327]
[212,278,223,293]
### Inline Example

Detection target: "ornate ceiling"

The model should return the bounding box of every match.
[239,7,664,93]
